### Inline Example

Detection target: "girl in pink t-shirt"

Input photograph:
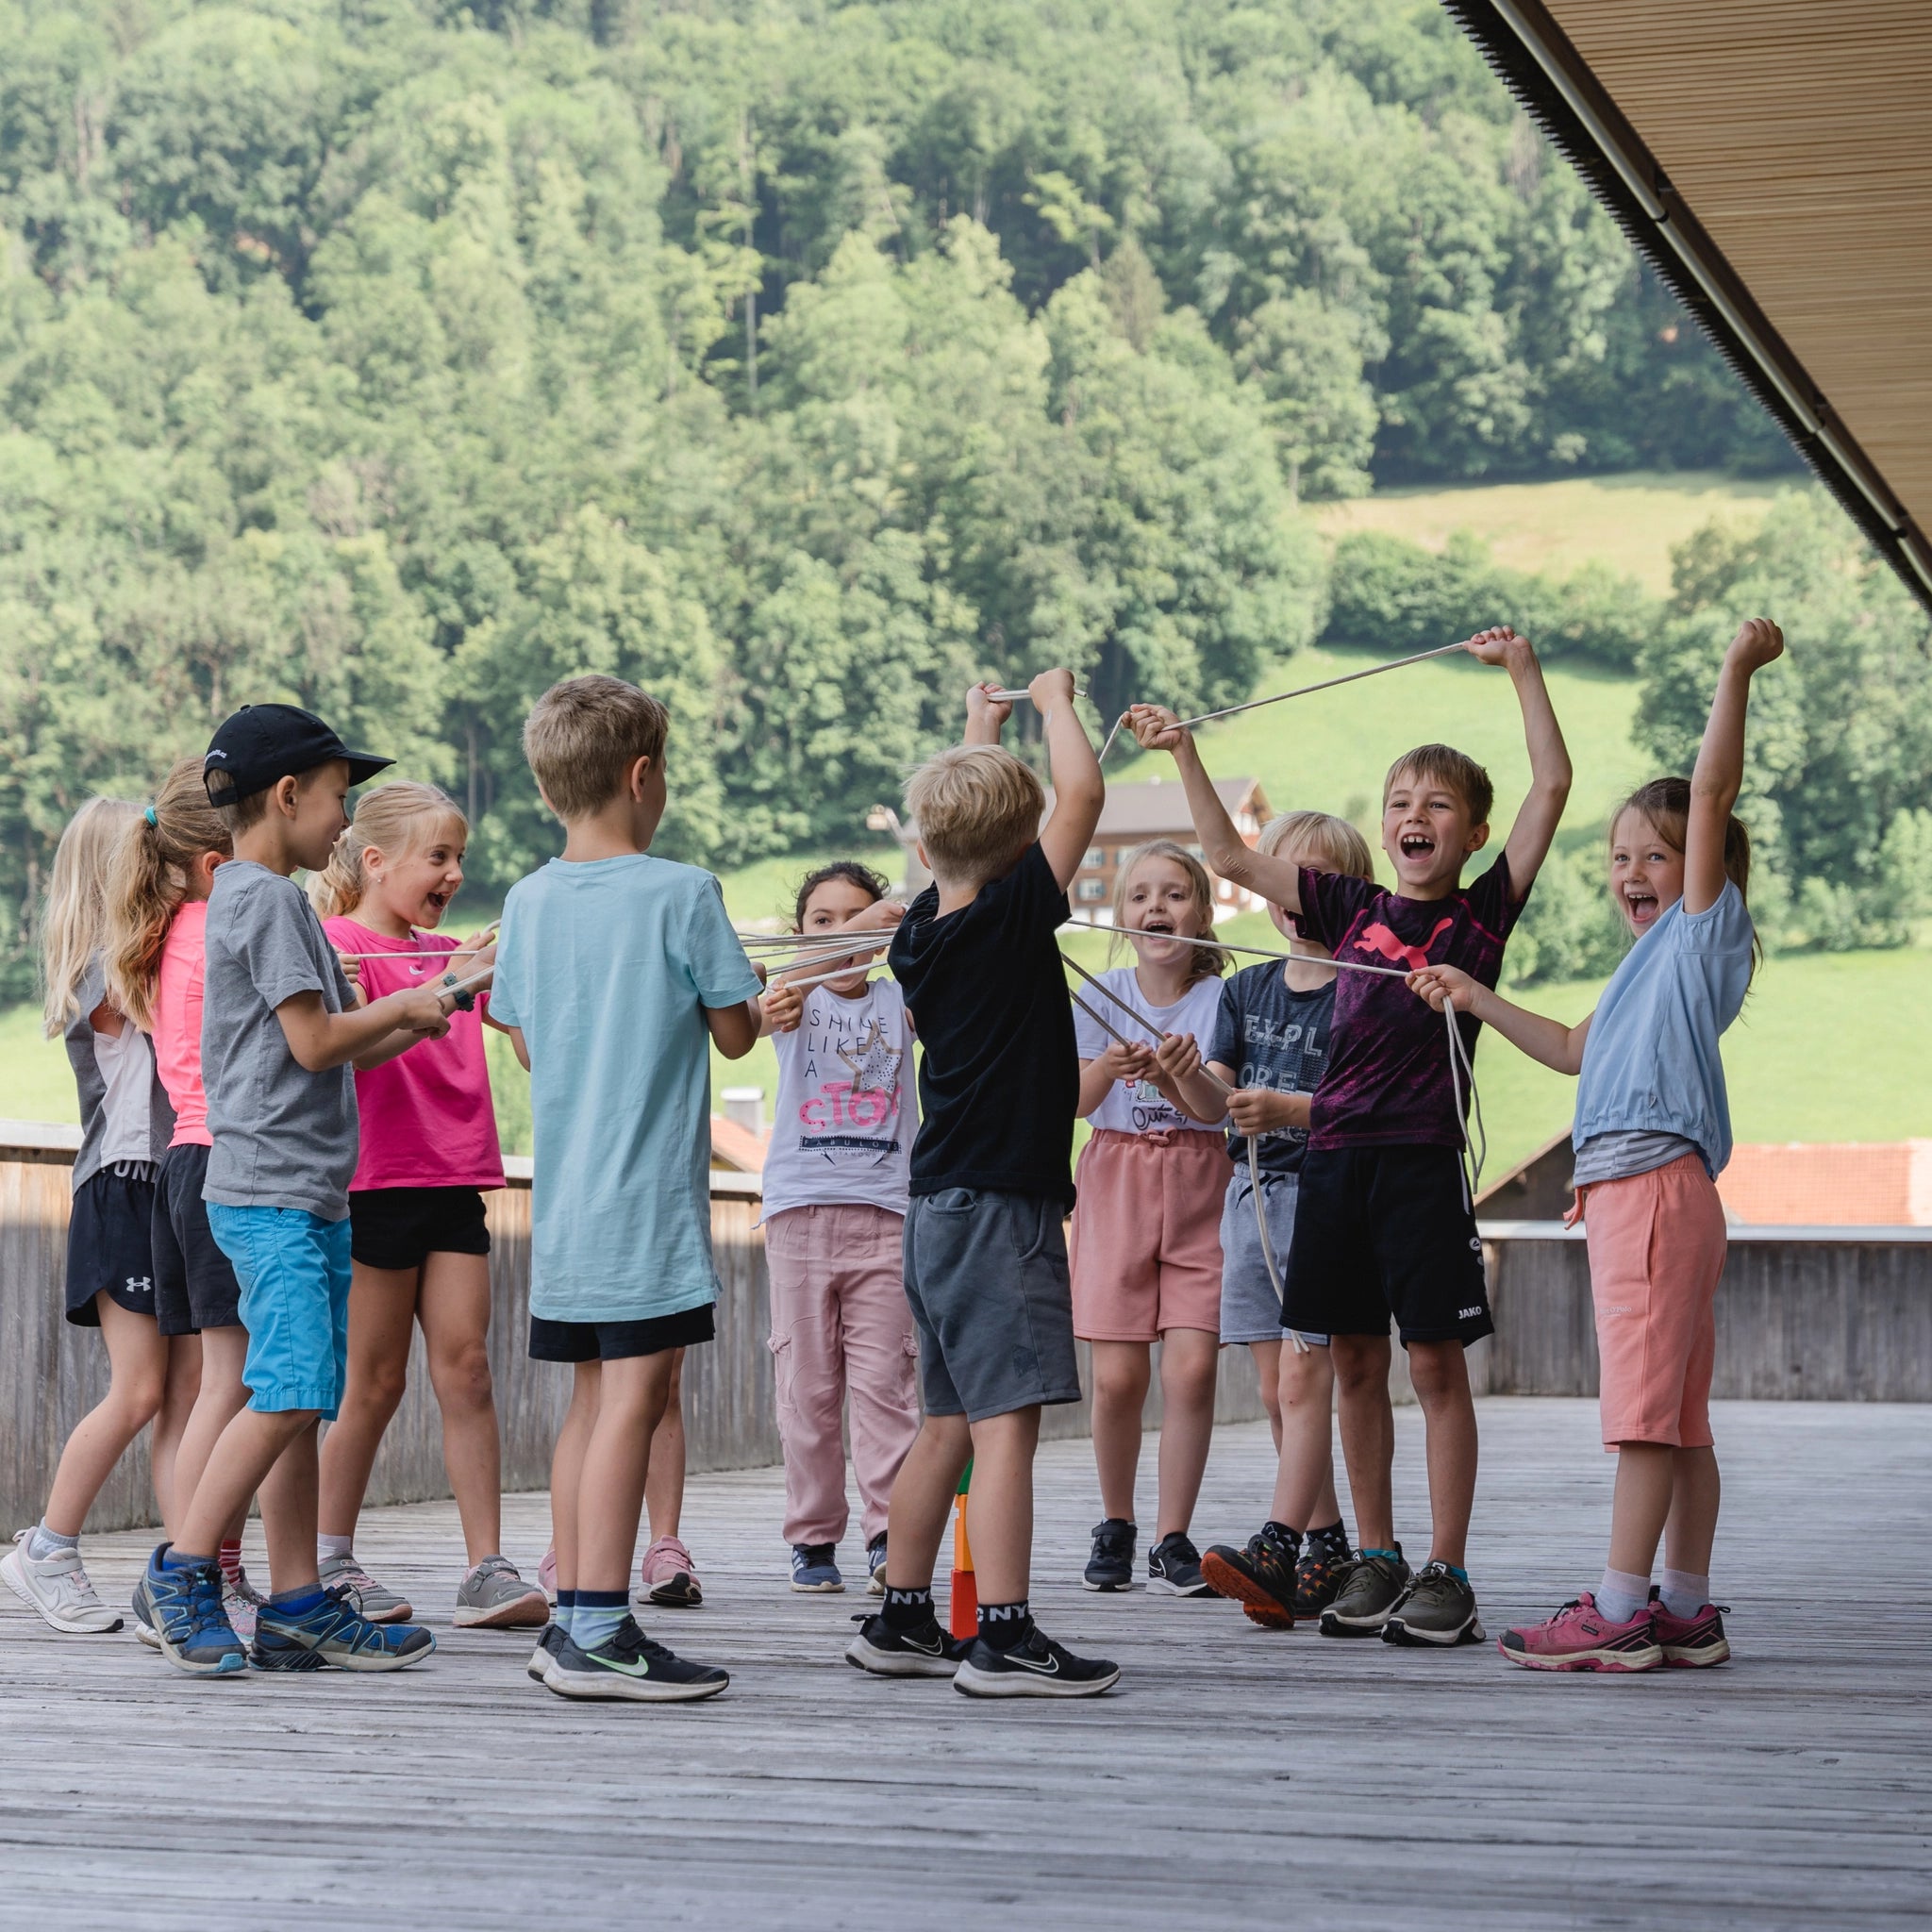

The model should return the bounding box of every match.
[310,781,544,1632]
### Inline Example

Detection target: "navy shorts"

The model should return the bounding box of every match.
[153,1141,242,1336]
[529,1303,714,1363]
[349,1186,491,1272]
[65,1163,158,1326]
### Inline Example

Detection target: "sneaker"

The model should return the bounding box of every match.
[1201,1525,1300,1630]
[526,1621,569,1682]
[3,1528,124,1635]
[1318,1545,1412,1638]
[638,1536,703,1608]
[1383,1558,1486,1647]
[538,1546,558,1607]
[1083,1518,1136,1592]
[954,1622,1121,1699]
[131,1572,161,1650]
[223,1563,268,1642]
[1497,1592,1661,1673]
[1146,1530,1214,1598]
[790,1543,844,1593]
[142,1546,246,1676]
[250,1587,436,1673]
[865,1533,889,1595]
[542,1614,728,1702]
[316,1551,413,1624]
[844,1609,970,1678]
[1294,1534,1349,1618]
[455,1556,550,1629]
[1652,1591,1731,1669]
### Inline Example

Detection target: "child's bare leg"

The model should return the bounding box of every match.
[882,1412,973,1589]
[1606,1441,1676,1576]
[170,1326,252,1534]
[1089,1341,1150,1523]
[151,1334,202,1532]
[1154,1328,1219,1539]
[1331,1334,1393,1550]
[575,1352,675,1594]
[1407,1340,1476,1569]
[1248,1340,1283,1451]
[255,1422,321,1592]
[417,1252,502,1566]
[643,1348,686,1542]
[1271,1341,1341,1529]
[316,1263,417,1543]
[43,1298,170,1536]
[177,1407,316,1572]
[964,1406,1041,1605]
[1662,1445,1721,1577]
[549,1361,600,1593]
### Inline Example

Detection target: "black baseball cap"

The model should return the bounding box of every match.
[202,704,393,805]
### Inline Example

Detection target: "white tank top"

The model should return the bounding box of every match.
[92,1021,157,1168]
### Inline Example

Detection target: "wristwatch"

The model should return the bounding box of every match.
[440,972,475,1012]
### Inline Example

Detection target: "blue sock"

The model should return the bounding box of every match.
[556,1588,577,1638]
[28,1520,79,1562]
[1444,1564,1470,1586]
[1362,1547,1401,1563]
[160,1545,211,1572]
[572,1590,627,1652]
[269,1585,329,1616]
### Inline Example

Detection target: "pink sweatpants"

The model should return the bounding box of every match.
[763,1203,921,1548]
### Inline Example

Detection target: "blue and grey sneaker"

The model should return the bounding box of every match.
[865,1533,889,1595]
[130,1571,161,1651]
[790,1543,844,1592]
[142,1545,246,1677]
[250,1586,436,1673]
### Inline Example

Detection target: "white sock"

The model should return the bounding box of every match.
[1659,1568,1710,1618]
[1595,1568,1651,1624]
[317,1533,354,1562]
[27,1520,79,1563]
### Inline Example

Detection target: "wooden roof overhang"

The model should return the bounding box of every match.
[1443,0,1932,612]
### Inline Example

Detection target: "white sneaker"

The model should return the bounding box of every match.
[2,1528,125,1634]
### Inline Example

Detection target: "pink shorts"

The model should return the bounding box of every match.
[1069,1128,1230,1342]
[1581,1153,1727,1450]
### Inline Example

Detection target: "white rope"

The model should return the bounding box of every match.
[983,685,1089,703]
[1094,641,1469,760]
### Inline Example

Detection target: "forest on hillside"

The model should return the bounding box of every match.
[5,0,1925,998]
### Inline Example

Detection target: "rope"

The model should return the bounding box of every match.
[1095,641,1469,760]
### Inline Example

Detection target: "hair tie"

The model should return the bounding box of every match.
[143,807,158,827]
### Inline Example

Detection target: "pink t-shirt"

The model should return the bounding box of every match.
[323,917,505,1193]
[155,900,212,1148]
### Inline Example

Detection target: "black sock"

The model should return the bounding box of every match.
[977,1600,1032,1651]
[1262,1521,1304,1551]
[1310,1520,1350,1555]
[882,1584,934,1631]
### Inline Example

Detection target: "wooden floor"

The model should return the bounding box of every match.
[2,1399,1927,1929]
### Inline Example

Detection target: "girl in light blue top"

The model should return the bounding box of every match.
[1411,617,1784,1675]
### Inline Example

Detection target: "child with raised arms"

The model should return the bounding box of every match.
[757,861,919,1595]
[1070,840,1230,1599]
[3,799,189,1637]
[845,671,1116,1698]
[312,780,546,1631]
[141,705,455,1676]
[1413,618,1783,1672]
[1132,625,1571,1649]
[490,675,763,1703]
[1169,809,1375,1628]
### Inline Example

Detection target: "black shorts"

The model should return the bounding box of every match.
[66,1163,158,1326]
[528,1303,715,1364]
[1284,1144,1493,1348]
[349,1187,492,1272]
[152,1141,242,1336]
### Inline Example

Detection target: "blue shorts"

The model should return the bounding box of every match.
[1218,1171,1328,1349]
[206,1204,353,1418]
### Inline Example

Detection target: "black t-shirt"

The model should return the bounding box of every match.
[1208,965,1336,1177]
[889,842,1077,1208]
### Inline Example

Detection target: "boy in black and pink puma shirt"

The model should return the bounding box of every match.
[1128,625,1570,1649]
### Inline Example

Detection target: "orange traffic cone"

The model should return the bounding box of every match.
[947,1460,976,1642]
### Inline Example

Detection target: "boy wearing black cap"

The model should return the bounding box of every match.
[142,706,458,1678]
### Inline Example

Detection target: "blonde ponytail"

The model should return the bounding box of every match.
[104,758,235,1032]
[307,781,468,921]
[42,797,143,1037]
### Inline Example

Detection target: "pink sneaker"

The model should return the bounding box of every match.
[1652,1595,1731,1668]
[1497,1592,1662,1673]
[538,1546,558,1606]
[638,1536,703,1608]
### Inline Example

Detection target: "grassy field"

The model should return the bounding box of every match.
[1314,470,1785,596]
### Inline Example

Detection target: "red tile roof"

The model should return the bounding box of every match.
[708,1113,769,1174]
[1717,1142,1932,1227]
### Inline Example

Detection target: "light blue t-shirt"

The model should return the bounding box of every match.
[490,855,760,1324]
[1573,880,1755,1180]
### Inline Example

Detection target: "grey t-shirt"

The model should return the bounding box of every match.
[1572,1128,1701,1189]
[201,860,358,1221]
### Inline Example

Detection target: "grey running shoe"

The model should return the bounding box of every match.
[3,1529,123,1635]
[316,1551,412,1624]
[454,1556,549,1629]
[1318,1546,1412,1638]
[1382,1558,1485,1647]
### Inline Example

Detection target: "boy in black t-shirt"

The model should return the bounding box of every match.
[845,671,1114,1698]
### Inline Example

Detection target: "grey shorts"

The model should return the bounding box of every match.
[1218,1171,1328,1348]
[902,1189,1083,1422]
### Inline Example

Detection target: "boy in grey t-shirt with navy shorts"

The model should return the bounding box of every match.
[142,706,455,1679]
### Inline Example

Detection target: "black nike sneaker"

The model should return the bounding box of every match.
[542,1614,728,1702]
[1147,1530,1214,1597]
[1200,1523,1300,1629]
[953,1622,1120,1699]
[844,1609,970,1677]
[1084,1518,1137,1591]
[526,1620,568,1682]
